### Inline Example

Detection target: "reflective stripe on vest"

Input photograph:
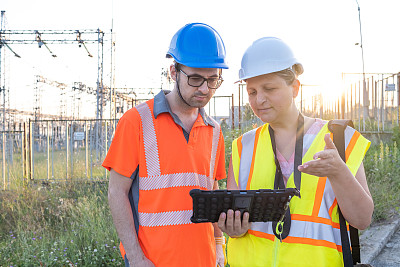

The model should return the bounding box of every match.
[250,219,342,248]
[139,173,213,191]
[136,102,161,177]
[139,210,193,227]
[238,128,257,189]
[136,102,220,227]
[228,122,370,267]
[209,116,221,180]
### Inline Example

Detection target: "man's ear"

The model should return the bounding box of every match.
[170,64,177,82]
[292,79,300,98]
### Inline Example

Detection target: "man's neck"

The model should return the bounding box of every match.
[166,89,199,117]
[166,89,200,133]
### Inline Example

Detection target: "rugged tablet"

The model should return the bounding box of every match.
[190,188,300,223]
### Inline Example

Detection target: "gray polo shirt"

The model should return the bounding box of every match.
[153,90,215,142]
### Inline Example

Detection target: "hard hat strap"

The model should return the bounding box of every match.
[176,71,194,107]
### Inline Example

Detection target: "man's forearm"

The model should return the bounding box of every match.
[108,188,145,262]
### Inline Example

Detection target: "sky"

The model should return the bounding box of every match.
[1,0,400,118]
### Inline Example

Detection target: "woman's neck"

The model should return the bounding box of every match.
[269,107,303,161]
[269,106,300,133]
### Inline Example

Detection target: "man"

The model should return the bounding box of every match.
[103,23,228,267]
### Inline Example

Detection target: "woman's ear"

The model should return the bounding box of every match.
[292,79,300,98]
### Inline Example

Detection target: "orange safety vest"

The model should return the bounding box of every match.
[228,122,370,267]
[119,100,222,266]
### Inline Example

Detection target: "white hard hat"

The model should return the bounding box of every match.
[238,37,303,81]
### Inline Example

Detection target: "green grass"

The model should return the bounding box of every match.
[31,147,106,180]
[1,147,107,190]
[0,125,399,266]
[364,140,400,222]
[0,181,122,266]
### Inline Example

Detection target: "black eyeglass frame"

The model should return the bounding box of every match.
[179,69,224,89]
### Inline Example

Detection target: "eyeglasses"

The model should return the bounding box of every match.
[179,69,223,89]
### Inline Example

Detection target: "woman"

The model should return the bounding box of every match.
[218,37,373,267]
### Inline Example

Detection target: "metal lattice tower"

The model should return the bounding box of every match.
[0,12,107,124]
[34,75,67,120]
[33,75,42,120]
[96,29,105,121]
[0,11,8,130]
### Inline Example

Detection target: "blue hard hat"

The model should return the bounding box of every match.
[166,23,228,69]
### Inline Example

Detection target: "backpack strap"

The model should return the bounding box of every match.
[328,119,361,266]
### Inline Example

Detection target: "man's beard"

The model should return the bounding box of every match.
[185,93,212,108]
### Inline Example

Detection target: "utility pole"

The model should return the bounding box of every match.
[356,0,368,131]
[398,72,400,126]
[1,11,5,131]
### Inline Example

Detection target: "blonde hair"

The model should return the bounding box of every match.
[274,63,304,85]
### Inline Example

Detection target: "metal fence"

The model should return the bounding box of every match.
[298,72,400,132]
[3,74,399,190]
[343,73,399,132]
[0,130,25,190]
[0,119,118,190]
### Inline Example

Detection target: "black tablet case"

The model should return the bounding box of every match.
[190,188,300,223]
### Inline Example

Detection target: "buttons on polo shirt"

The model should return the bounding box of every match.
[191,129,198,142]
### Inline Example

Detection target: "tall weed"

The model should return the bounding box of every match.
[364,140,400,222]
[0,181,122,266]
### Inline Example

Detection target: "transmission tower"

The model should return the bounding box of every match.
[34,75,67,120]
[0,11,8,130]
[0,10,108,125]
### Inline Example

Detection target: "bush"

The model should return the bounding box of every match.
[392,125,400,144]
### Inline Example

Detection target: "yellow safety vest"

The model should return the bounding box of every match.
[228,122,370,267]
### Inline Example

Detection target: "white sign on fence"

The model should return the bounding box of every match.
[385,83,396,91]
[74,132,85,141]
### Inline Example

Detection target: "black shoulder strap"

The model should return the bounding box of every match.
[328,119,361,266]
